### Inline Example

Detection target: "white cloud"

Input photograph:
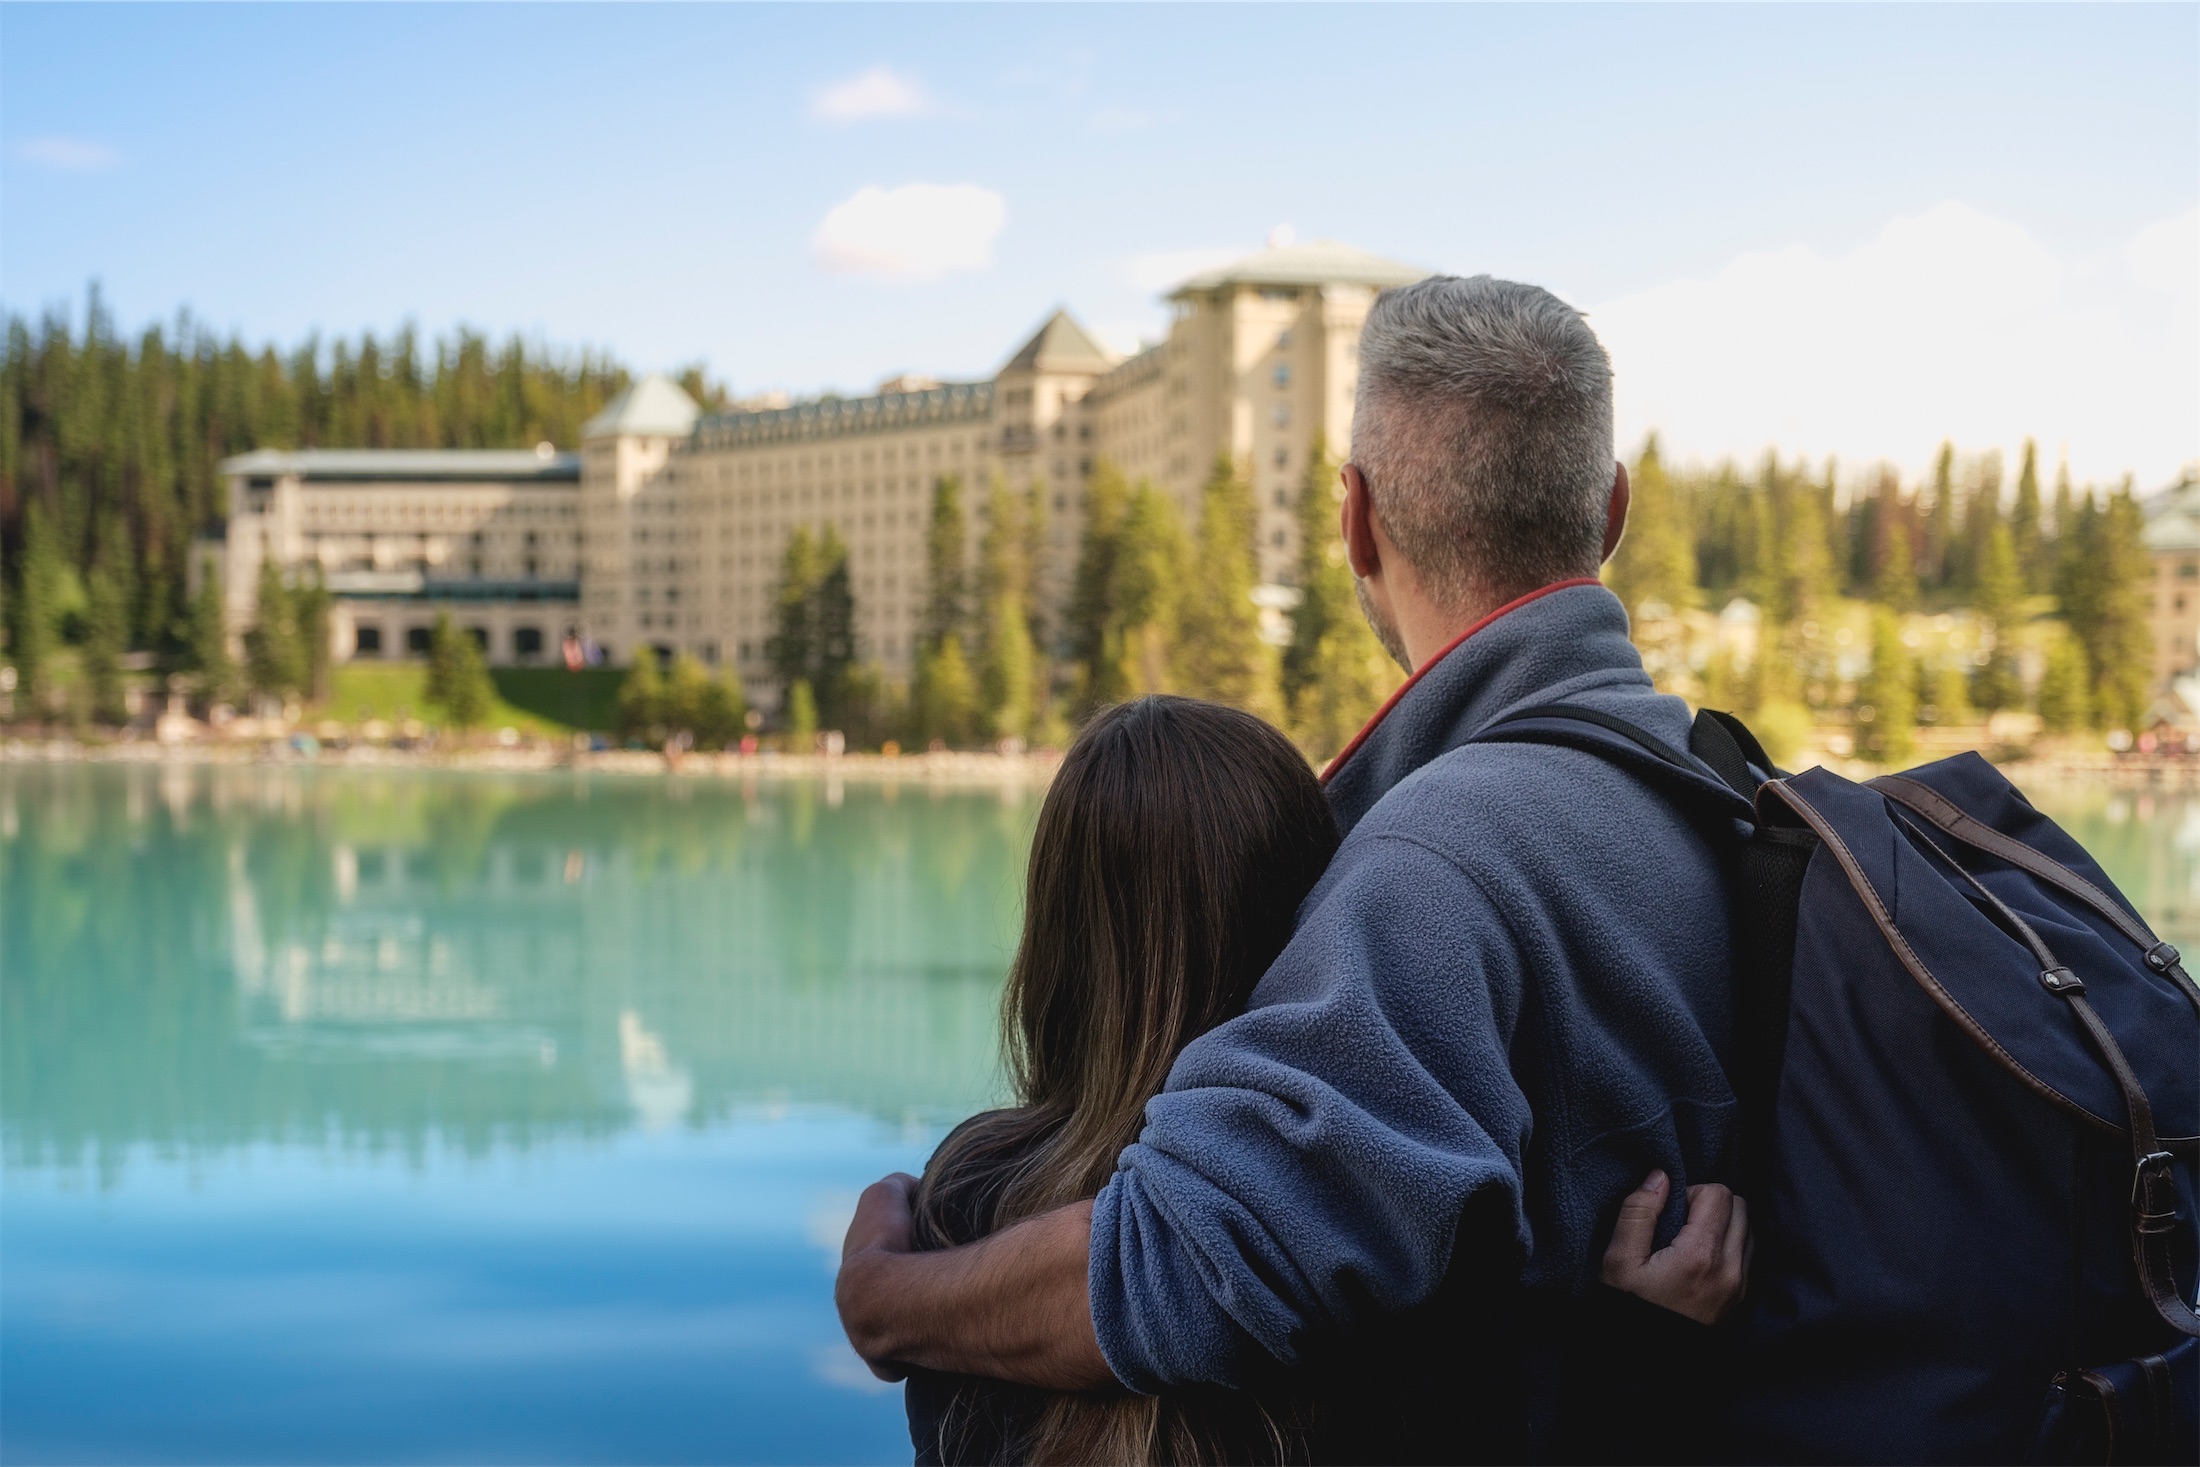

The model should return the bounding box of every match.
[1118,246,1246,297]
[2127,205,2198,311]
[810,66,935,124]
[1591,201,2200,491]
[15,136,118,171]
[811,183,1005,280]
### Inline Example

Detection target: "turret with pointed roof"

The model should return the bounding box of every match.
[1001,309,1118,377]
[582,373,701,442]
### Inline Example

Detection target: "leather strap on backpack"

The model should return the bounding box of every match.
[1888,809,2200,1342]
[1872,774,2200,1022]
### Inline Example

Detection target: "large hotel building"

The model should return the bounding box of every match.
[215,240,1425,691]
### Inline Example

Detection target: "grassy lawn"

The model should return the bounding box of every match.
[327,664,624,736]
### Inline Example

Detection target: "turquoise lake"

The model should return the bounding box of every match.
[2,762,2192,1463]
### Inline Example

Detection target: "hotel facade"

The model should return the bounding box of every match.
[215,240,1426,690]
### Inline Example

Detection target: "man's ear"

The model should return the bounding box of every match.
[1601,461,1631,564]
[1341,463,1381,579]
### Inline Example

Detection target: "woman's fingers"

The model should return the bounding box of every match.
[1721,1192,1751,1308]
[1675,1182,1735,1271]
[1600,1170,1670,1285]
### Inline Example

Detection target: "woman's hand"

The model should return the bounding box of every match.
[1598,1171,1750,1325]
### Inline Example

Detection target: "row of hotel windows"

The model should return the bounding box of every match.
[353,624,551,659]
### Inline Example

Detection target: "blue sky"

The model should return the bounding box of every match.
[4,3,2195,484]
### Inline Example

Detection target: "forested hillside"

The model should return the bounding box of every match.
[0,289,641,652]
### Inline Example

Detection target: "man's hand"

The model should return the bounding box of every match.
[834,1175,1113,1390]
[837,1174,918,1380]
[1599,1171,1750,1325]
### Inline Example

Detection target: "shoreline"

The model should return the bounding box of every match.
[0,734,1065,785]
[0,731,2187,792]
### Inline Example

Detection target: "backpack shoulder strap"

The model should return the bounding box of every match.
[1468,703,1756,824]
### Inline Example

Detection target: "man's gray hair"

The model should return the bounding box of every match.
[1352,275,1614,609]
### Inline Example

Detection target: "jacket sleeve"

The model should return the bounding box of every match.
[1088,833,1537,1393]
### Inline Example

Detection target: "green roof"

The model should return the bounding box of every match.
[581,373,701,440]
[1168,239,1429,296]
[2145,471,2200,553]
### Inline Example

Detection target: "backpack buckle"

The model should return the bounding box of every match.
[2040,966,2085,994]
[2144,941,2182,974]
[2133,1151,2177,1215]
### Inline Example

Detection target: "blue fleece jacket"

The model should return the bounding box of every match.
[1088,581,1739,1396]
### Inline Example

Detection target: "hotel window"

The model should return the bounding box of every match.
[1274,364,1291,387]
[354,625,383,657]
[1275,448,1289,468]
[406,626,433,655]
[1272,403,1291,428]
[515,626,544,658]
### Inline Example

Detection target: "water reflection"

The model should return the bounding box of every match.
[3,764,1033,1177]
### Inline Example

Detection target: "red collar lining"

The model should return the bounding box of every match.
[1318,577,1605,786]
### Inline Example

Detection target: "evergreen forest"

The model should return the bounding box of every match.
[0,295,2164,764]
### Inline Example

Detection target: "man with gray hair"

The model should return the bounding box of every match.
[840,276,1745,1459]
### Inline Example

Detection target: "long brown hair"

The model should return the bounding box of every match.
[914,696,1339,1465]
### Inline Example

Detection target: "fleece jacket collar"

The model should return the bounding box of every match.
[1321,578,1644,835]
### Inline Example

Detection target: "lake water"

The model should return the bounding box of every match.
[3,762,2193,1464]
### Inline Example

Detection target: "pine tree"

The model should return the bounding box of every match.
[978,594,1035,742]
[1283,436,1341,710]
[1855,608,1917,765]
[82,556,129,725]
[1922,661,1974,727]
[614,643,663,742]
[10,502,62,699]
[976,476,1039,741]
[294,571,332,702]
[1110,483,1188,698]
[1281,437,1401,756]
[1922,442,1956,593]
[912,634,979,748]
[2011,439,2046,593]
[2037,632,2092,735]
[1955,451,2004,597]
[691,667,747,748]
[244,559,301,702]
[1175,456,1279,718]
[2069,484,2151,732]
[922,475,970,651]
[811,529,856,728]
[2049,460,2075,580]
[1970,520,2024,713]
[2062,489,2149,726]
[1067,459,1130,715]
[426,613,495,730]
[784,676,818,748]
[664,653,714,739]
[1873,518,1918,614]
[1605,435,1697,622]
[184,579,234,706]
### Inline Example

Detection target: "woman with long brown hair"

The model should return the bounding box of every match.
[903,696,1744,1466]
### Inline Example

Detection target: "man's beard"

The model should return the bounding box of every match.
[1355,578,1413,673]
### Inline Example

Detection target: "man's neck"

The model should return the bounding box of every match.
[1398,586,1522,673]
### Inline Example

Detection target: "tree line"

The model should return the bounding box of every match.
[1606,435,2154,762]
[0,289,668,693]
[2,295,2163,760]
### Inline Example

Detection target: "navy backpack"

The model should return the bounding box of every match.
[1472,706,2200,1465]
